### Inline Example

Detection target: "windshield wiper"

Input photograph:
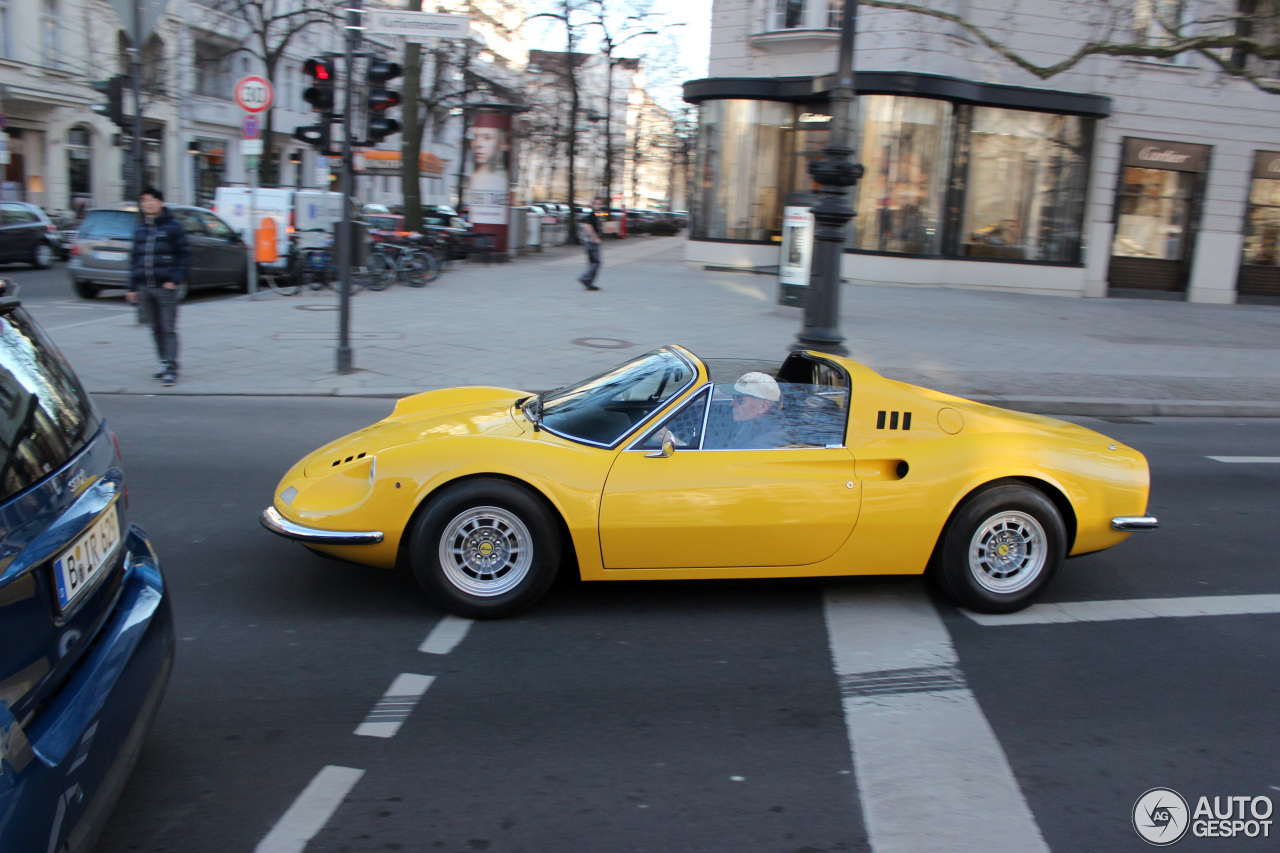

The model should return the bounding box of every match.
[520,394,543,431]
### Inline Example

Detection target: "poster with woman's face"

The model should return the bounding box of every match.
[468,114,511,225]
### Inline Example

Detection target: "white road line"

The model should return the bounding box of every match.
[962,593,1280,626]
[43,313,133,332]
[824,584,1050,853]
[1207,456,1280,463]
[419,614,473,655]
[253,765,365,853]
[354,673,434,738]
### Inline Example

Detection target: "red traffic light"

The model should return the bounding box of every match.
[368,90,401,112]
[303,58,333,80]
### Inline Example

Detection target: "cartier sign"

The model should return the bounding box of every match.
[1123,137,1208,172]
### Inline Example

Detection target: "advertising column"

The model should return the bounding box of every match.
[468,110,512,255]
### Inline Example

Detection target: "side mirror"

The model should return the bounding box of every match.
[644,436,675,459]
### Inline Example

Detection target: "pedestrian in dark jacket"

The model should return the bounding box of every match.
[578,197,604,291]
[126,187,190,386]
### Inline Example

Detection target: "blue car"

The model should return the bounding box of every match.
[0,281,174,852]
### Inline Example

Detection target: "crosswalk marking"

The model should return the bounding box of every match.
[419,614,473,655]
[1207,456,1280,463]
[354,673,434,738]
[254,765,365,853]
[824,584,1050,853]
[963,593,1280,626]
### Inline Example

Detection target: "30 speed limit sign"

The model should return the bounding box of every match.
[234,76,274,113]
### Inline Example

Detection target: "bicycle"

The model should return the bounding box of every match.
[366,236,439,290]
[270,228,371,295]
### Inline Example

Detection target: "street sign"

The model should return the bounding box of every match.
[234,76,274,114]
[365,10,470,40]
[242,114,260,139]
[241,138,264,156]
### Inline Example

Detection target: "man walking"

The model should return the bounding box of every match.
[125,187,190,386]
[578,198,604,291]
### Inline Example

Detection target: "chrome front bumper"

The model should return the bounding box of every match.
[1111,516,1160,531]
[260,507,384,544]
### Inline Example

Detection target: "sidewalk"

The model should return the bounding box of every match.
[54,235,1280,417]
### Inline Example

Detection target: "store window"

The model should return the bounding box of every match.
[693,99,791,242]
[959,108,1090,263]
[192,138,225,208]
[1237,150,1280,297]
[1112,168,1195,260]
[853,96,952,255]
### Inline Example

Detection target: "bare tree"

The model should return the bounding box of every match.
[199,0,339,185]
[861,0,1280,93]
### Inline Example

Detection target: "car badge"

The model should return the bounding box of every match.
[66,470,89,495]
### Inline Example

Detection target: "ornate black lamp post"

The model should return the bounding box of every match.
[794,0,863,356]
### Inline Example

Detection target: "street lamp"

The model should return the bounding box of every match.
[794,0,863,356]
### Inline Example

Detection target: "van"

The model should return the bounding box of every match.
[211,188,343,269]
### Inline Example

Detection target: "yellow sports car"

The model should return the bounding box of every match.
[261,346,1157,618]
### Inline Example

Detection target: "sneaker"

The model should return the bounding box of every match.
[153,367,166,379]
[583,283,600,291]
[161,372,176,387]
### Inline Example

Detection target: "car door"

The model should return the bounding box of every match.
[195,210,245,285]
[0,204,34,262]
[599,387,861,569]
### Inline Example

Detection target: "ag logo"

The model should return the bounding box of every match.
[1134,788,1190,845]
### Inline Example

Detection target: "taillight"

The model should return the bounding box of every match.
[110,429,123,461]
[46,223,57,233]
[70,242,81,256]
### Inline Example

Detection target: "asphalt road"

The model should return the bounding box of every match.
[79,394,1279,853]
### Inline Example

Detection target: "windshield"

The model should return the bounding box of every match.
[540,349,696,446]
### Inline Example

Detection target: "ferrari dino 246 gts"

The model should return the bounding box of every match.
[262,346,1157,618]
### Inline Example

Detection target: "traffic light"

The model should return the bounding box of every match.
[302,57,336,113]
[365,60,403,144]
[91,75,127,129]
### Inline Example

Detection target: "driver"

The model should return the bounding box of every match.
[711,372,792,450]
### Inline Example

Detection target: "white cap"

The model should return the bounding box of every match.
[732,371,781,402]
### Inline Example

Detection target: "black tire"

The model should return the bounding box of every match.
[400,250,436,287]
[934,481,1066,613]
[73,279,98,299]
[366,251,394,291]
[32,241,55,269]
[408,479,561,619]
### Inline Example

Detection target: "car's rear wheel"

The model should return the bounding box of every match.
[935,482,1065,613]
[32,242,54,269]
[409,479,561,619]
[73,279,98,299]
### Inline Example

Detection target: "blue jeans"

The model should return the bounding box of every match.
[580,242,602,286]
[140,286,179,372]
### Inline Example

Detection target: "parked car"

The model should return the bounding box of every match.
[68,204,250,300]
[261,345,1157,619]
[0,279,175,851]
[419,207,471,260]
[0,202,62,268]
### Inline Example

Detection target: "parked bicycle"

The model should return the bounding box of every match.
[268,227,372,295]
[366,234,439,290]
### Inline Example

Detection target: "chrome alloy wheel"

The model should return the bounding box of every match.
[438,506,533,597]
[967,510,1048,594]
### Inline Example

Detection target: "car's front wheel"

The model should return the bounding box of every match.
[408,479,562,619]
[935,481,1066,613]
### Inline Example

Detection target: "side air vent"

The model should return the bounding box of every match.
[875,411,912,430]
[330,451,369,468]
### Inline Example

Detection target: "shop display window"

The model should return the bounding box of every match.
[693,100,791,242]
[1242,166,1280,266]
[960,108,1090,262]
[1112,167,1195,260]
[853,96,952,255]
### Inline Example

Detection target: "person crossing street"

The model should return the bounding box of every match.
[125,187,190,387]
[578,198,605,291]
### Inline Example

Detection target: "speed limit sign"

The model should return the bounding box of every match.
[234,76,274,113]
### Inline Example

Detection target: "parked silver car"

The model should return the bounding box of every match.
[0,202,61,268]
[68,204,249,299]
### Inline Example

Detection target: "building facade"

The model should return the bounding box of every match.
[684,0,1280,303]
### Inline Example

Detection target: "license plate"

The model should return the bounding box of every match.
[93,250,128,262]
[53,503,122,612]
